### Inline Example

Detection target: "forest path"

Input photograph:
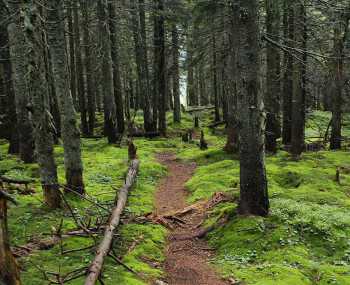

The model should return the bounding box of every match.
[154,153,228,285]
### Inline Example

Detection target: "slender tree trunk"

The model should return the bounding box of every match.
[235,0,269,217]
[0,25,18,154]
[98,0,118,143]
[172,24,181,123]
[47,0,85,195]
[265,0,281,153]
[282,0,293,145]
[7,2,35,163]
[291,1,306,157]
[73,0,89,136]
[330,12,349,150]
[0,196,21,285]
[109,2,125,135]
[187,46,196,106]
[154,0,166,136]
[24,1,61,208]
[67,3,78,108]
[212,33,220,122]
[81,0,96,136]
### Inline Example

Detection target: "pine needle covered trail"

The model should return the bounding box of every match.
[155,153,229,285]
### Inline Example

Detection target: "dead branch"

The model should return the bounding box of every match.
[84,159,140,285]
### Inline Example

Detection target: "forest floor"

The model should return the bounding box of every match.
[1,110,350,284]
[155,152,228,285]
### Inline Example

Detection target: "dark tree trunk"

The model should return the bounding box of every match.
[67,3,78,108]
[0,25,19,154]
[73,0,89,136]
[212,33,220,122]
[47,0,85,195]
[7,2,35,163]
[109,2,125,135]
[0,196,21,285]
[172,24,181,123]
[98,0,118,143]
[235,0,269,217]
[81,0,96,136]
[154,0,166,136]
[265,0,281,153]
[24,2,61,208]
[330,12,350,150]
[282,0,293,145]
[291,1,306,158]
[130,0,153,132]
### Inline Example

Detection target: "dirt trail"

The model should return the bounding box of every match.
[155,153,228,285]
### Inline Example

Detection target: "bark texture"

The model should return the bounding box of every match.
[47,0,85,195]
[6,2,35,163]
[0,193,21,285]
[98,0,118,143]
[235,0,269,217]
[24,1,61,208]
[265,0,281,153]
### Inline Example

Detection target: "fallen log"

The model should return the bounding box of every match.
[84,159,140,285]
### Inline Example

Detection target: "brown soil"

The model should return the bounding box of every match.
[155,153,229,285]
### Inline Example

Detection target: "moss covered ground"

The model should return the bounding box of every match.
[1,110,350,284]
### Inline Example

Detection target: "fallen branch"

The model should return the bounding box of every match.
[84,159,140,285]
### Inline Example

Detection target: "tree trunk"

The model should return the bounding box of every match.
[0,195,21,285]
[330,12,350,150]
[235,0,269,217]
[24,1,61,208]
[291,1,306,158]
[154,0,166,136]
[109,2,125,135]
[98,0,118,143]
[265,0,281,153]
[7,2,35,163]
[282,0,293,145]
[81,0,96,136]
[212,32,220,122]
[47,0,85,195]
[172,24,181,123]
[0,25,19,154]
[67,3,78,109]
[73,0,89,136]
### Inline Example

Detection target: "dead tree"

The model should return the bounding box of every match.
[84,159,140,285]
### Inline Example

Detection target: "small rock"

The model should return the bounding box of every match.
[155,281,168,285]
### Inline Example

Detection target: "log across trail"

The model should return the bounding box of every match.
[155,153,229,285]
[84,159,140,285]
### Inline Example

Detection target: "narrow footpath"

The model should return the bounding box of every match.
[155,153,228,285]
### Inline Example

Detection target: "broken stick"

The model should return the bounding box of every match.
[84,159,140,285]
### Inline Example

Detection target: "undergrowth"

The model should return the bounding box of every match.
[1,110,350,284]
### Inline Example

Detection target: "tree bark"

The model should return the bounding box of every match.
[23,1,61,208]
[98,0,118,143]
[67,2,78,108]
[282,0,293,145]
[265,0,281,153]
[330,11,350,150]
[0,193,21,285]
[235,0,269,217]
[73,0,89,136]
[0,25,18,154]
[6,2,35,163]
[154,0,166,136]
[47,0,85,195]
[109,2,125,135]
[81,0,96,137]
[291,1,306,157]
[172,24,181,123]
[84,159,140,285]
